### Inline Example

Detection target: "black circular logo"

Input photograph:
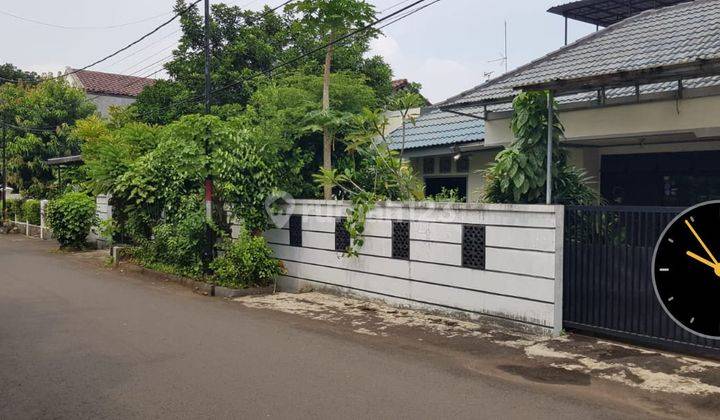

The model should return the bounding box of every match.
[653,201,720,339]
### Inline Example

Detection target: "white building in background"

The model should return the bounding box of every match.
[64,67,156,117]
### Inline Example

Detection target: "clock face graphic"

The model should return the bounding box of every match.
[653,201,720,339]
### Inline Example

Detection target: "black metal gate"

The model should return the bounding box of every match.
[563,205,720,357]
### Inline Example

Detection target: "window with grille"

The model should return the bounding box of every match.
[456,155,470,173]
[439,157,452,173]
[289,215,302,247]
[335,217,350,252]
[392,221,410,260]
[462,224,486,270]
[423,157,435,174]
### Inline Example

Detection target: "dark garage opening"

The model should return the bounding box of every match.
[601,150,720,207]
[424,177,468,201]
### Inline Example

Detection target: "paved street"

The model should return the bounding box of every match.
[0,235,716,419]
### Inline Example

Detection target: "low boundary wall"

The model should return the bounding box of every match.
[265,200,564,334]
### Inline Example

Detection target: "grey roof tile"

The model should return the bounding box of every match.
[441,0,720,107]
[387,108,485,150]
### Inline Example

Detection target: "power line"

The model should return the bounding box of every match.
[378,0,417,14]
[145,0,437,116]
[1,0,202,85]
[118,49,174,75]
[0,121,59,135]
[61,1,202,80]
[209,0,434,98]
[107,1,294,93]
[7,0,439,131]
[127,55,174,78]
[100,28,181,71]
[104,1,292,80]
[376,0,440,30]
[0,9,172,30]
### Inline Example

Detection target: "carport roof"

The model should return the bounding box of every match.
[439,0,720,109]
[547,0,694,27]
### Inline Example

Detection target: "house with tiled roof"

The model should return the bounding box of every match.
[436,0,720,207]
[387,108,486,201]
[64,68,156,117]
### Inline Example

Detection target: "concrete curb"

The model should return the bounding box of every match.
[214,285,275,299]
[114,257,273,299]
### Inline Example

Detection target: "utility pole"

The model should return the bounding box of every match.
[1,124,6,223]
[203,0,214,267]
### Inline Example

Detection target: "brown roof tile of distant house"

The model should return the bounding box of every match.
[392,79,409,92]
[68,68,156,97]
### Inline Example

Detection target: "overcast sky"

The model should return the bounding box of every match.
[0,0,597,103]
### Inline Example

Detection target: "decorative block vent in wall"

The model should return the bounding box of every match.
[462,224,486,270]
[335,217,350,252]
[289,215,302,247]
[392,221,410,260]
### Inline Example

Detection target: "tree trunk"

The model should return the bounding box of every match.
[322,31,335,200]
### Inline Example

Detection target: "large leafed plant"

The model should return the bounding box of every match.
[483,91,600,205]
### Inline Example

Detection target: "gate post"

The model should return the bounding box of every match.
[553,204,565,336]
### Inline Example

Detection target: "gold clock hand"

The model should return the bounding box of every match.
[685,219,719,265]
[687,251,717,269]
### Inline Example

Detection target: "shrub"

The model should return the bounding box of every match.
[426,187,462,203]
[136,199,213,277]
[46,192,98,248]
[211,231,285,289]
[22,199,41,225]
[6,199,24,221]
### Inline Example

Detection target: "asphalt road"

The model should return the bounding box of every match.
[0,236,694,419]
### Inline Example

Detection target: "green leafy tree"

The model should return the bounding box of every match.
[131,80,199,125]
[241,72,377,198]
[315,107,425,256]
[0,63,39,85]
[483,91,600,205]
[0,79,95,197]
[134,1,393,126]
[166,1,291,107]
[83,115,279,242]
[287,0,377,199]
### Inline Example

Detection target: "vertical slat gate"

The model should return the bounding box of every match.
[563,205,720,357]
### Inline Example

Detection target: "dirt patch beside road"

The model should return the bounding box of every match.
[237,292,720,399]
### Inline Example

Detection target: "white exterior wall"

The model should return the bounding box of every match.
[90,94,136,118]
[484,95,720,146]
[264,200,564,334]
[483,95,720,194]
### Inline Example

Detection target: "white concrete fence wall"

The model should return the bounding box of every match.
[91,194,113,248]
[265,200,564,334]
[9,199,52,239]
[96,194,112,222]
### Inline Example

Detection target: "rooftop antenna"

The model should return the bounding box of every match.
[488,20,508,73]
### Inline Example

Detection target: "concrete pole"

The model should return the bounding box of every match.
[202,0,214,268]
[546,90,554,205]
[40,199,48,240]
